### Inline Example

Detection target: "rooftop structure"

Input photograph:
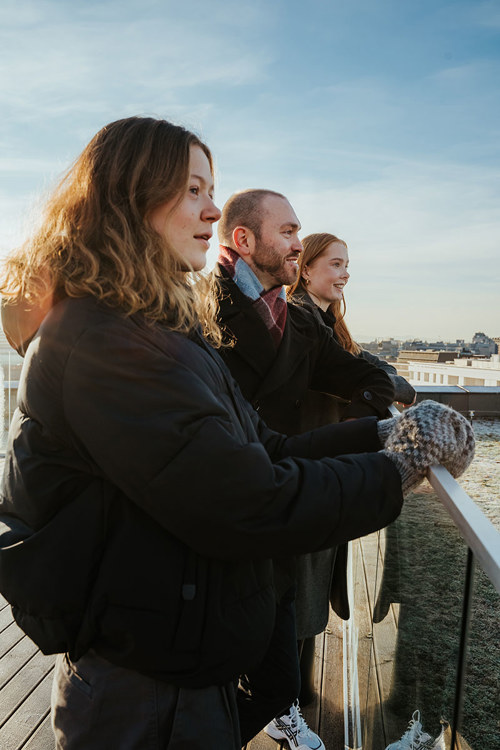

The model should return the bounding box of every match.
[408,354,500,388]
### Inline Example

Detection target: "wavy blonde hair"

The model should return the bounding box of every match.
[288,232,361,355]
[0,116,223,346]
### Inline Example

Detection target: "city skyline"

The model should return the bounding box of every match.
[1,0,499,341]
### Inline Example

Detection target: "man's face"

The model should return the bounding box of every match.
[248,196,302,289]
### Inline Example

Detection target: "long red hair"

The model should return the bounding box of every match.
[288,232,361,355]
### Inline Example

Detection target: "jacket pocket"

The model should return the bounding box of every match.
[0,479,113,656]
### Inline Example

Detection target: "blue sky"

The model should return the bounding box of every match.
[1,0,499,341]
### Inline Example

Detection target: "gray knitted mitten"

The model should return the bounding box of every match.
[377,416,399,446]
[381,400,475,495]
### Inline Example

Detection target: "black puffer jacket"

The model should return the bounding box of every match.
[0,297,403,688]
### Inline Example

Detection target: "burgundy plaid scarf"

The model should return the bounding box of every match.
[218,245,287,347]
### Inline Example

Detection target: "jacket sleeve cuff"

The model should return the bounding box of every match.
[341,402,381,419]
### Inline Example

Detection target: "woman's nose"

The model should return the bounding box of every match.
[204,199,222,224]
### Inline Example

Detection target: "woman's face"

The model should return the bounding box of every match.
[149,145,221,271]
[303,241,350,311]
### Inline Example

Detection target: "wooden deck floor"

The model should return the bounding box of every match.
[244,614,344,750]
[0,491,481,749]
[1,520,405,750]
[0,594,56,749]
[0,590,347,750]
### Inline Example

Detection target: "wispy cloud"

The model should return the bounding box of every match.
[1,0,498,342]
[0,0,274,125]
[283,156,500,340]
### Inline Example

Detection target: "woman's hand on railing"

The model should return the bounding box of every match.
[378,400,475,496]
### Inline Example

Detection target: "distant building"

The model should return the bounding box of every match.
[401,339,464,353]
[468,332,497,357]
[398,350,457,363]
[407,354,500,387]
[357,339,399,359]
[395,350,458,380]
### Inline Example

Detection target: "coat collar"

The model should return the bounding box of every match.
[291,289,336,331]
[215,265,317,399]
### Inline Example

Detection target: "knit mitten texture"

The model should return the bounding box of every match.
[377,416,400,446]
[381,400,475,495]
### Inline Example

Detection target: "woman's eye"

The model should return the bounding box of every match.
[189,186,199,195]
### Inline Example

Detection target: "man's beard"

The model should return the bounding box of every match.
[252,240,298,288]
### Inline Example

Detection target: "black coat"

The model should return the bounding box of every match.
[215,267,395,436]
[0,296,403,687]
[291,289,416,407]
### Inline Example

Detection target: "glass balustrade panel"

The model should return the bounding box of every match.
[356,487,475,750]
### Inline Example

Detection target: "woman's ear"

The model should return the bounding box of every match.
[301,265,310,284]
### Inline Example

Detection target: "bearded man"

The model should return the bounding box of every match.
[213,189,395,750]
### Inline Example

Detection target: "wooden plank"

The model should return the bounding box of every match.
[0,650,55,728]
[301,631,326,735]
[317,613,343,748]
[20,714,55,750]
[0,635,40,690]
[360,532,399,741]
[0,602,15,632]
[245,730,281,749]
[0,622,25,659]
[354,535,388,750]
[0,670,54,750]
[244,636,326,748]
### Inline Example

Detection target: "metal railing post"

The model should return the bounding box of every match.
[451,547,475,750]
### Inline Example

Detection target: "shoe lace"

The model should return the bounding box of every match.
[398,711,433,749]
[290,701,315,739]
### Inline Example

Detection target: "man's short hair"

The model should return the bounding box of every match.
[218,189,286,246]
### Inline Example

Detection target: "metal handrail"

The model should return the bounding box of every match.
[387,403,500,595]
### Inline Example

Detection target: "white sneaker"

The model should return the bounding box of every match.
[385,710,435,750]
[264,700,325,750]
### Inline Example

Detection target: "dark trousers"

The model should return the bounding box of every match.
[237,589,301,744]
[51,651,241,749]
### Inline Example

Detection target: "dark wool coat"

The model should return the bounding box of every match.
[291,290,416,408]
[0,296,403,688]
[215,267,396,436]
[215,269,398,632]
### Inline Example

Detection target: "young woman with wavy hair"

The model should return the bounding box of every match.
[0,117,221,352]
[0,119,466,749]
